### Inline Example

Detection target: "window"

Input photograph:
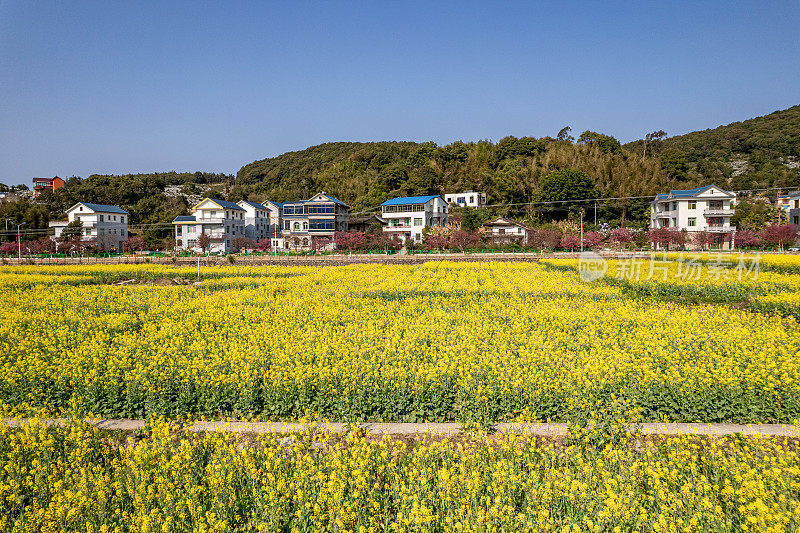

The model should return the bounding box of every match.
[303,222,308,230]
[121,229,125,237]
[795,200,799,209]
[121,216,125,223]
[85,228,91,236]
[99,228,105,235]
[187,225,196,234]
[688,218,696,227]
[99,215,104,222]
[293,222,300,230]
[688,201,696,209]
[187,239,197,248]
[794,216,799,225]
[210,210,216,217]
[414,218,422,226]
[302,238,309,246]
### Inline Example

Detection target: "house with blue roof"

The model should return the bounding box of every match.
[172,198,246,253]
[650,185,737,249]
[380,195,448,243]
[50,202,129,251]
[280,192,350,250]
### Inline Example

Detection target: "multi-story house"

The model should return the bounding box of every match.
[788,191,800,228]
[33,176,65,197]
[50,202,129,250]
[444,191,487,208]
[482,217,529,245]
[380,195,449,243]
[172,198,245,253]
[650,185,736,249]
[281,192,350,250]
[237,200,282,242]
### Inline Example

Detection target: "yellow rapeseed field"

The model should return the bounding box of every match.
[0,417,799,532]
[0,260,798,423]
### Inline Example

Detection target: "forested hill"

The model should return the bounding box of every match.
[236,136,670,216]
[625,105,800,191]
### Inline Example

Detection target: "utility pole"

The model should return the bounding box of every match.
[594,202,598,226]
[16,222,26,260]
[580,210,584,252]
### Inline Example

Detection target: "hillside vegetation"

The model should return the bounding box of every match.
[236,137,668,221]
[626,105,800,192]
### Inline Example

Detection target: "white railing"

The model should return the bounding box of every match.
[704,209,735,216]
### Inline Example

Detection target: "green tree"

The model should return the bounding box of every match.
[731,198,781,230]
[660,149,690,181]
[557,126,574,143]
[61,220,83,239]
[537,169,599,204]
[457,207,492,231]
[577,131,621,153]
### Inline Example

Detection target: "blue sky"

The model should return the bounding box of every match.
[1,1,798,185]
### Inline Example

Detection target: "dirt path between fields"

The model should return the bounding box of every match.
[5,419,800,437]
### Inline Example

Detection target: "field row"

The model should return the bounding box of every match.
[1,262,799,422]
[1,417,798,532]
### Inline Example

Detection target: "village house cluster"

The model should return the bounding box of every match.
[11,176,800,252]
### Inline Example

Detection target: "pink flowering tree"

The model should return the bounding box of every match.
[560,233,581,251]
[734,229,762,249]
[583,231,605,249]
[608,227,635,249]
[449,229,481,251]
[691,231,713,250]
[759,225,799,250]
[530,229,562,251]
[334,231,366,251]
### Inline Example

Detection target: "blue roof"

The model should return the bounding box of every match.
[284,194,347,207]
[173,215,196,222]
[263,200,283,208]
[381,195,441,206]
[655,185,730,201]
[239,200,268,210]
[203,198,245,211]
[324,195,347,206]
[77,202,128,214]
[669,185,712,198]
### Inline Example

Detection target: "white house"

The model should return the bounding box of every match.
[281,192,350,250]
[172,198,246,253]
[237,200,282,242]
[380,195,449,243]
[50,202,129,250]
[482,217,529,245]
[650,185,736,249]
[445,191,487,208]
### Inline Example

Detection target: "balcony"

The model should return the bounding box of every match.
[707,225,735,233]
[654,212,671,218]
[704,209,735,216]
